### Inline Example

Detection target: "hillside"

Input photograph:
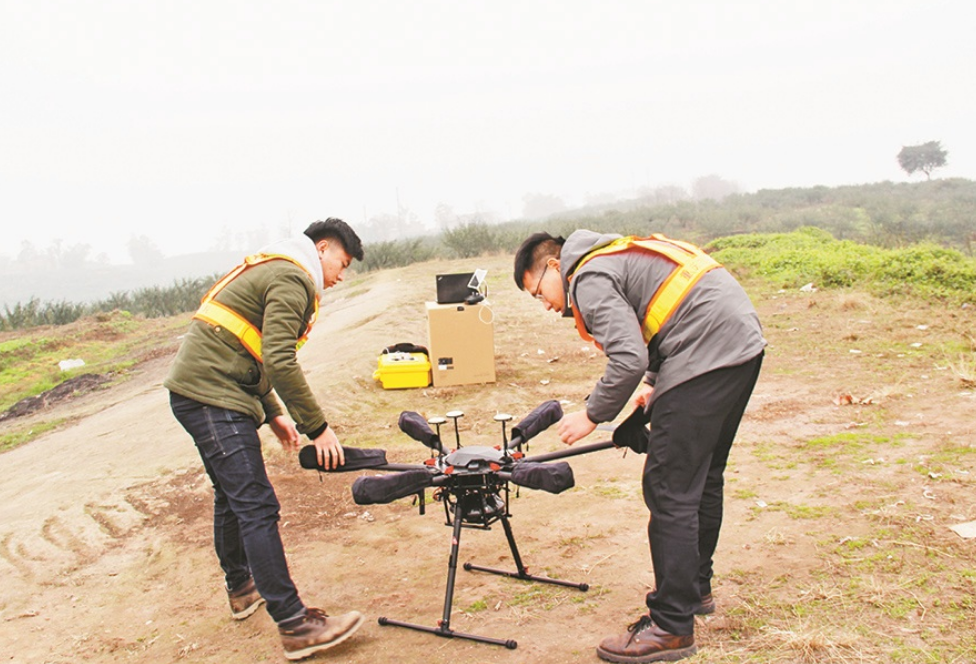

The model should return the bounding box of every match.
[0,250,241,309]
[0,254,974,663]
[3,179,974,313]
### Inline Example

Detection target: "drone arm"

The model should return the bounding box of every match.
[376,463,432,472]
[523,440,616,463]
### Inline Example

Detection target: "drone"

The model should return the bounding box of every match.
[300,400,623,649]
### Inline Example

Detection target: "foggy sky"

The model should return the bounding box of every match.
[1,0,973,263]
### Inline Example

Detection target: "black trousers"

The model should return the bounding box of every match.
[642,352,763,635]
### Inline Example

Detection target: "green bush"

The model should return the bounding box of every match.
[441,222,497,258]
[709,227,976,303]
[360,238,436,272]
[878,245,976,298]
[0,275,217,331]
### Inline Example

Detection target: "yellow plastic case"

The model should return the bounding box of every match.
[373,352,432,390]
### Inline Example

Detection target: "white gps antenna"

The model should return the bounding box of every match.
[493,413,513,447]
[446,410,464,448]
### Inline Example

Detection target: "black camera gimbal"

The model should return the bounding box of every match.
[302,400,618,649]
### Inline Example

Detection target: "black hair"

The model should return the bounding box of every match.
[304,218,365,261]
[513,232,565,290]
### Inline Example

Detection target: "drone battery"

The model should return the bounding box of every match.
[373,352,432,390]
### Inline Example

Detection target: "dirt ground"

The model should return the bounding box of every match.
[1,255,974,664]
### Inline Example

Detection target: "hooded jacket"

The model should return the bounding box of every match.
[561,230,766,424]
[164,235,329,437]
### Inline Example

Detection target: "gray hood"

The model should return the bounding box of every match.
[257,235,324,292]
[560,230,621,316]
[559,230,622,288]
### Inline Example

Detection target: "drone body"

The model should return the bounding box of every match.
[303,400,617,649]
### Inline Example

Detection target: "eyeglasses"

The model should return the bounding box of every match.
[532,264,549,300]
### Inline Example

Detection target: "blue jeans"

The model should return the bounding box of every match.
[170,392,305,623]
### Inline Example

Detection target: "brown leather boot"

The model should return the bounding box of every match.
[227,577,265,620]
[279,608,364,661]
[597,615,696,663]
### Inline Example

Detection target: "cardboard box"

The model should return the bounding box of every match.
[426,302,496,387]
[373,352,432,389]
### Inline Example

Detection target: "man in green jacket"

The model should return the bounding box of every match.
[165,218,365,661]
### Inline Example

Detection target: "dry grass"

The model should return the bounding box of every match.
[3,255,976,663]
[943,338,976,387]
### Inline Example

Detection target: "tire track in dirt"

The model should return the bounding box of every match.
[0,271,408,619]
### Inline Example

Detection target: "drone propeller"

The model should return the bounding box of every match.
[352,469,436,505]
[398,411,448,455]
[508,400,564,450]
[299,445,389,471]
[507,461,575,494]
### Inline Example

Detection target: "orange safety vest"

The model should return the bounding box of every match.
[192,253,320,363]
[568,234,721,348]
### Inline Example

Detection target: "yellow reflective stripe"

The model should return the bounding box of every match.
[628,238,698,263]
[199,261,251,304]
[295,298,319,351]
[574,237,697,267]
[244,252,315,279]
[193,252,320,364]
[200,253,317,305]
[194,301,264,361]
[641,252,719,342]
[647,233,702,254]
[572,236,639,263]
[568,235,721,344]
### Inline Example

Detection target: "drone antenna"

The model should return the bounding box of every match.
[427,417,447,458]
[446,410,464,448]
[493,413,512,448]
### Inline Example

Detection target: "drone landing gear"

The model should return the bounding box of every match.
[464,514,590,592]
[377,505,588,649]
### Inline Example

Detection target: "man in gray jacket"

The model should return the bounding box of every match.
[514,230,765,663]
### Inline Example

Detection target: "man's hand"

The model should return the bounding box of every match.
[557,410,597,446]
[633,383,654,409]
[269,415,300,451]
[312,427,345,470]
